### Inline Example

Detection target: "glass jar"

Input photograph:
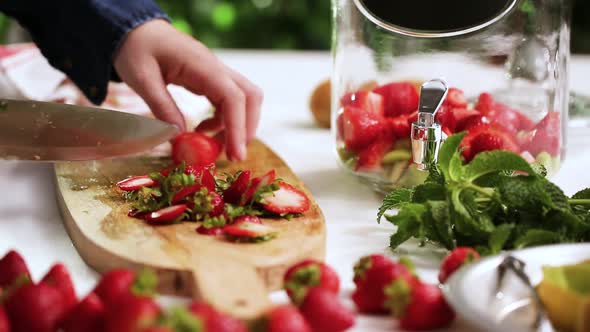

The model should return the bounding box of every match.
[331,0,572,193]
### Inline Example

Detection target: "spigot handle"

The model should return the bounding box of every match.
[411,79,449,170]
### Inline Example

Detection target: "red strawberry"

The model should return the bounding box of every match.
[383,111,417,139]
[172,132,222,167]
[61,293,105,332]
[460,126,519,162]
[300,287,355,332]
[0,306,10,332]
[144,204,187,223]
[352,259,415,314]
[0,251,30,290]
[223,221,276,243]
[356,136,394,172]
[223,171,251,204]
[340,91,384,117]
[172,184,205,204]
[389,280,455,330]
[523,112,561,156]
[284,259,340,305]
[40,263,77,313]
[93,269,136,307]
[352,254,396,286]
[516,112,536,131]
[208,192,225,217]
[233,215,262,225]
[104,295,160,332]
[196,225,225,236]
[456,114,489,132]
[261,182,310,215]
[485,108,521,135]
[474,92,495,113]
[438,247,480,283]
[373,82,419,117]
[117,176,156,191]
[141,328,173,332]
[340,106,384,151]
[5,283,69,332]
[198,167,217,193]
[265,304,311,332]
[242,170,276,204]
[445,108,480,133]
[188,301,248,332]
[444,88,468,109]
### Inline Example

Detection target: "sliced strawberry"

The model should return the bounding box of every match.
[485,107,521,135]
[0,250,30,289]
[116,176,155,191]
[383,111,417,139]
[444,88,468,108]
[460,126,519,162]
[223,170,251,204]
[172,132,222,167]
[445,108,480,133]
[198,167,217,193]
[284,259,340,306]
[340,106,384,151]
[242,170,276,204]
[196,225,225,236]
[144,204,187,223]
[61,292,105,332]
[356,136,394,173]
[373,82,419,117]
[523,112,561,156]
[208,192,225,217]
[233,215,262,225]
[340,91,384,117]
[171,184,204,204]
[456,114,489,132]
[261,182,310,215]
[40,263,77,313]
[474,92,495,113]
[516,112,536,131]
[223,221,276,242]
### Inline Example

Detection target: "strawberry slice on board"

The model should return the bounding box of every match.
[144,204,187,224]
[340,90,384,117]
[340,106,385,152]
[373,81,419,118]
[242,170,276,205]
[261,182,310,215]
[171,184,205,204]
[233,215,262,225]
[116,176,156,191]
[223,170,251,204]
[196,225,225,236]
[172,132,222,167]
[223,221,276,243]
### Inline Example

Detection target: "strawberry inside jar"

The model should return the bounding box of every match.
[335,81,562,189]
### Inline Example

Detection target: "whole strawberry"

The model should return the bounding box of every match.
[93,269,136,307]
[5,283,69,332]
[300,287,355,332]
[388,280,455,330]
[0,251,30,289]
[41,263,78,313]
[284,259,340,305]
[104,295,160,332]
[263,304,311,332]
[61,292,105,332]
[352,256,416,314]
[0,306,9,332]
[438,247,480,283]
[188,301,248,332]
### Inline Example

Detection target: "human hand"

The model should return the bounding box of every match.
[113,19,263,161]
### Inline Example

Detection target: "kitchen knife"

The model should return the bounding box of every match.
[0,98,179,161]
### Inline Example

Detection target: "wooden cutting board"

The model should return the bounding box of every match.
[53,139,326,319]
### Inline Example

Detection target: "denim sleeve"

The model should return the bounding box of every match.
[0,0,169,105]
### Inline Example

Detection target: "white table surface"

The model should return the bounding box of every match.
[1,51,590,331]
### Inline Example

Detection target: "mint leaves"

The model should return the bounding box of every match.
[378,133,590,255]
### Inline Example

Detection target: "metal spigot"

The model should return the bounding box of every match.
[411,79,448,171]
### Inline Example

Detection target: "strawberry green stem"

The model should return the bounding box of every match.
[568,199,590,205]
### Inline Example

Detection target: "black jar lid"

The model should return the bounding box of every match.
[355,0,518,37]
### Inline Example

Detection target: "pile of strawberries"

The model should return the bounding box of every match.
[336,81,561,171]
[117,160,310,243]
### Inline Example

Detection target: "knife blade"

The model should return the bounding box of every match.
[0,98,179,161]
